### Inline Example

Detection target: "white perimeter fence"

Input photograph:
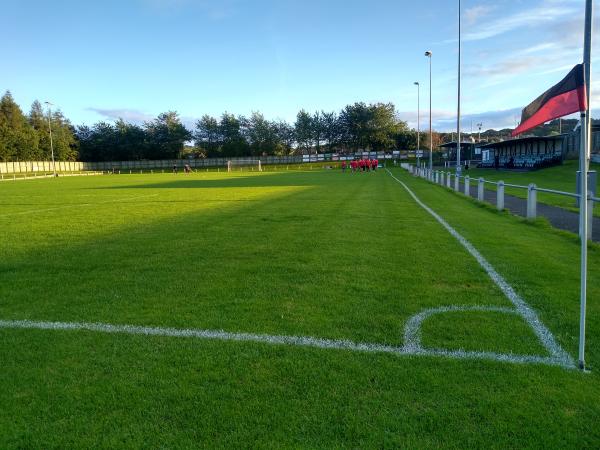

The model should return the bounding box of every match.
[0,153,405,175]
[401,163,599,239]
[0,158,302,174]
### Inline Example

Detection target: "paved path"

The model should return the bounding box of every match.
[452,179,600,242]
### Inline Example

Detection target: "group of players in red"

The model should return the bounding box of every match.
[341,158,379,173]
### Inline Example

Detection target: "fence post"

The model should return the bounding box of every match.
[478,178,484,202]
[446,172,451,188]
[497,181,505,210]
[587,194,594,239]
[527,184,537,219]
[464,176,470,196]
[454,173,460,192]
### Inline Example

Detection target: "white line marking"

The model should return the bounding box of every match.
[0,194,159,218]
[386,169,575,369]
[403,305,517,352]
[0,319,570,368]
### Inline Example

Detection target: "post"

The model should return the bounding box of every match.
[45,102,56,177]
[497,181,505,210]
[428,51,433,171]
[415,81,420,166]
[454,173,460,192]
[439,171,444,186]
[464,176,470,196]
[456,0,462,174]
[527,184,537,219]
[587,195,594,239]
[446,172,451,188]
[579,0,593,370]
[478,178,484,202]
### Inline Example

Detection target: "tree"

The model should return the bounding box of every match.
[114,119,146,160]
[367,103,398,151]
[275,121,295,155]
[321,111,340,152]
[28,100,48,160]
[394,129,418,150]
[0,91,39,161]
[294,110,313,153]
[312,111,325,153]
[218,113,248,157]
[48,110,78,161]
[76,122,117,161]
[144,112,191,159]
[338,102,371,151]
[247,111,281,156]
[194,115,221,157]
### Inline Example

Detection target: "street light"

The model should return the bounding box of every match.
[477,122,483,142]
[414,81,420,167]
[456,0,462,174]
[425,50,433,171]
[44,101,57,177]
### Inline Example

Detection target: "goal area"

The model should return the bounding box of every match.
[227,159,263,172]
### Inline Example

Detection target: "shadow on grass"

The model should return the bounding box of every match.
[91,173,325,190]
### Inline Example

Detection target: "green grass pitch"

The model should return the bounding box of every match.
[1,167,599,448]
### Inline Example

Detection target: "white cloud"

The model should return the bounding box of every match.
[462,2,577,42]
[88,108,154,123]
[87,108,197,129]
[399,107,522,132]
[464,5,494,25]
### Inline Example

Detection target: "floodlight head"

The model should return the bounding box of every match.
[425,51,432,57]
[44,101,53,106]
[414,82,419,86]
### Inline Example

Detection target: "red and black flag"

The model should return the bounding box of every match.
[512,64,587,136]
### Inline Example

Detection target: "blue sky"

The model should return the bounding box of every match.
[3,0,597,131]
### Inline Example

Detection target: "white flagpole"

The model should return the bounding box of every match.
[579,0,593,370]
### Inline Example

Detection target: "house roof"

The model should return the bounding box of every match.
[479,134,567,149]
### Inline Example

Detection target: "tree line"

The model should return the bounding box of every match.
[0,92,78,161]
[1,90,444,162]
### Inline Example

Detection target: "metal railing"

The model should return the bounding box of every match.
[402,164,597,239]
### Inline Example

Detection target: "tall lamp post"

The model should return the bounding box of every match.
[578,0,593,371]
[456,0,462,174]
[477,122,483,142]
[414,82,420,167]
[425,51,433,170]
[44,101,56,177]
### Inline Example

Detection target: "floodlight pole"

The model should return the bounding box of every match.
[456,0,462,174]
[426,51,433,171]
[414,82,420,166]
[44,101,56,177]
[578,0,593,371]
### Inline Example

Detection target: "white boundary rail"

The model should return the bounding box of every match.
[402,163,597,239]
